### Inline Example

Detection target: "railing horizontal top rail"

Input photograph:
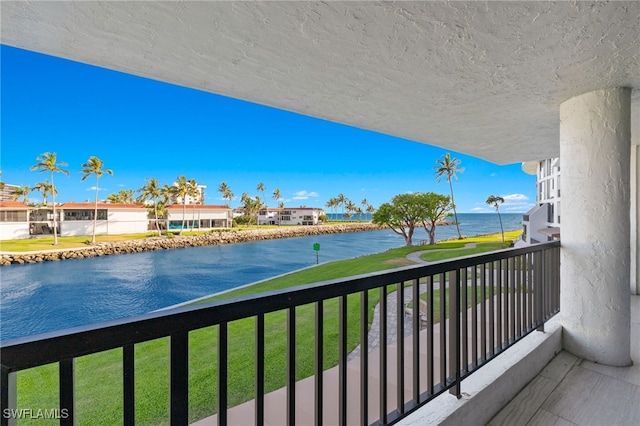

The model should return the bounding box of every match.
[1,241,559,372]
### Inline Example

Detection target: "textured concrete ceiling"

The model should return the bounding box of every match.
[2,1,639,164]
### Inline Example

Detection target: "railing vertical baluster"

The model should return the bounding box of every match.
[59,358,75,426]
[412,278,420,403]
[170,331,188,425]
[426,276,434,395]
[339,295,347,426]
[315,302,323,426]
[379,286,388,425]
[123,344,135,425]
[397,281,405,414]
[517,255,523,337]
[448,269,461,398]
[218,323,228,426]
[489,262,495,356]
[461,267,468,374]
[527,252,534,330]
[496,260,503,351]
[360,291,369,426]
[503,259,510,347]
[439,273,447,387]
[256,314,265,426]
[287,307,296,426]
[480,263,487,362]
[509,257,516,343]
[534,251,544,331]
[472,265,478,368]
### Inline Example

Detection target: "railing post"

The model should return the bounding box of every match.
[449,269,461,398]
[59,358,75,426]
[170,331,188,425]
[0,365,15,426]
[314,302,323,426]
[256,314,265,426]
[123,344,135,425]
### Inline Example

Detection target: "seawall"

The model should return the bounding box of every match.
[0,223,383,266]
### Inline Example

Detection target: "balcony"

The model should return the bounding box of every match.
[1,242,561,425]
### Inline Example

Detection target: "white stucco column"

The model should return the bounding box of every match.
[560,88,632,366]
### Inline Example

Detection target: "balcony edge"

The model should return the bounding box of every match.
[396,315,562,426]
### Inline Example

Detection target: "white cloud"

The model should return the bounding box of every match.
[292,190,319,200]
[471,207,489,212]
[502,193,528,201]
[87,186,107,192]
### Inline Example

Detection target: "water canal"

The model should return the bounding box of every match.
[1,214,523,340]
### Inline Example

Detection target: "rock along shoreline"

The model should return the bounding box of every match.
[0,223,384,266]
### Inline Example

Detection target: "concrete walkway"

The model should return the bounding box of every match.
[405,242,478,264]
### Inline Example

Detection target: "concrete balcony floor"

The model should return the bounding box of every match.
[488,295,640,426]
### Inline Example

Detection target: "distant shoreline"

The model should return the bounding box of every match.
[0,222,383,265]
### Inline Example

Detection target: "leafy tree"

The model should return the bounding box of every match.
[30,152,69,245]
[34,180,55,205]
[11,185,31,203]
[137,178,164,236]
[418,192,452,245]
[372,193,428,246]
[81,156,113,244]
[486,194,506,244]
[434,153,464,239]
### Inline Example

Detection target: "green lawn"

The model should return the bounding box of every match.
[15,230,520,425]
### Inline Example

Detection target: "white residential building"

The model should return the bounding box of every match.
[520,158,561,245]
[0,201,30,240]
[165,204,232,230]
[170,183,206,205]
[59,202,149,236]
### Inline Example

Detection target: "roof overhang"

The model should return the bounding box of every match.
[2,1,638,164]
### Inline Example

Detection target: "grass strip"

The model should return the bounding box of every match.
[15,231,520,425]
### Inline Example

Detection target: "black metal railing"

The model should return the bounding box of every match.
[0,242,560,426]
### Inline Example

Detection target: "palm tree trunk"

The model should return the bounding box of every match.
[498,210,505,244]
[181,201,186,235]
[448,177,462,239]
[154,203,161,236]
[92,175,98,244]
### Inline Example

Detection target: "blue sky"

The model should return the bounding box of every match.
[1,45,535,213]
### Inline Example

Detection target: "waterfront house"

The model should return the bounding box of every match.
[0,201,30,240]
[258,207,325,226]
[2,2,638,425]
[165,204,232,230]
[58,202,149,236]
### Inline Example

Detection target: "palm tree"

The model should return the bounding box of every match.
[218,182,234,206]
[272,188,282,225]
[361,198,369,221]
[188,179,200,230]
[81,156,113,244]
[34,180,55,206]
[366,203,376,219]
[325,197,338,220]
[486,195,506,245]
[30,152,69,245]
[173,175,191,235]
[137,178,163,236]
[434,153,464,239]
[257,182,266,223]
[11,185,32,203]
